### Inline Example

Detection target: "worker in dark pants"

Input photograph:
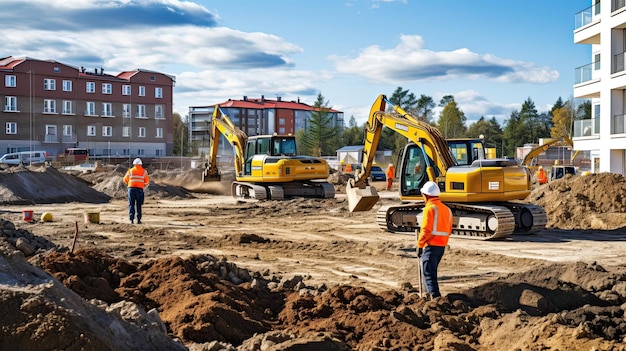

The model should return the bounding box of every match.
[417,181,453,298]
[123,158,150,224]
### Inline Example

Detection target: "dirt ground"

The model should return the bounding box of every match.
[1,164,626,350]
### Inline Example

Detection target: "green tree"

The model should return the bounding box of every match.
[415,94,436,123]
[342,115,363,146]
[439,95,454,108]
[437,100,466,138]
[465,116,504,157]
[576,99,591,120]
[172,112,189,156]
[299,92,341,156]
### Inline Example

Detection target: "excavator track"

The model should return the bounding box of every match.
[231,181,335,200]
[376,201,546,240]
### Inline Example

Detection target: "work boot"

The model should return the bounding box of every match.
[130,219,134,224]
[137,219,142,224]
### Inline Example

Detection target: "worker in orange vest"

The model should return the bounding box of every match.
[417,181,453,299]
[386,163,395,191]
[536,166,547,185]
[123,158,150,224]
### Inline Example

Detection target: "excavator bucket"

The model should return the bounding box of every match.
[202,169,220,182]
[346,181,380,212]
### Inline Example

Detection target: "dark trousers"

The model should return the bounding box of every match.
[421,245,445,297]
[128,187,144,221]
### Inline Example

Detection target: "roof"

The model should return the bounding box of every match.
[336,145,365,152]
[216,97,342,113]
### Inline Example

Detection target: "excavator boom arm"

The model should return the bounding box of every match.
[204,105,248,180]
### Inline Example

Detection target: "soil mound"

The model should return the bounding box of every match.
[0,165,110,204]
[34,247,626,350]
[527,173,626,230]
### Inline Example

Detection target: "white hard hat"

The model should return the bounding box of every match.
[133,158,142,165]
[420,181,440,196]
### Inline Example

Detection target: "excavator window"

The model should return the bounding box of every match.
[400,145,428,196]
[272,137,297,156]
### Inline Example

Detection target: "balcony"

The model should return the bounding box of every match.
[574,3,601,44]
[614,52,626,73]
[573,119,597,138]
[575,63,596,84]
[575,3,600,30]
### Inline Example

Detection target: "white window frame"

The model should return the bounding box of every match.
[45,125,57,142]
[62,80,72,92]
[63,125,72,136]
[102,126,113,137]
[156,127,163,138]
[86,82,95,93]
[123,103,131,118]
[102,83,112,94]
[5,75,16,87]
[155,105,164,119]
[138,86,145,96]
[122,126,131,137]
[44,78,56,90]
[155,87,163,98]
[136,104,146,118]
[87,125,96,136]
[85,102,96,116]
[4,96,17,112]
[44,99,56,113]
[6,122,17,135]
[138,127,146,138]
[62,100,73,115]
[122,85,131,95]
[101,102,113,117]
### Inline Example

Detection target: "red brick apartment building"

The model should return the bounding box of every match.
[0,56,175,158]
[189,96,344,157]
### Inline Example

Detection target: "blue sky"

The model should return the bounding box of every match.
[2,0,590,127]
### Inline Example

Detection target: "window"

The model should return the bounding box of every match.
[44,99,56,113]
[102,83,112,94]
[45,125,57,142]
[123,104,131,118]
[6,122,17,135]
[4,96,17,112]
[62,100,73,114]
[86,82,95,93]
[594,53,601,70]
[136,104,146,118]
[156,127,163,138]
[44,78,56,90]
[5,75,16,87]
[137,149,145,155]
[101,102,113,117]
[122,85,131,95]
[155,87,163,98]
[102,126,113,137]
[87,125,96,136]
[85,102,96,116]
[155,105,164,119]
[138,86,145,96]
[63,125,72,136]
[62,80,72,92]
[123,126,131,137]
[138,127,146,138]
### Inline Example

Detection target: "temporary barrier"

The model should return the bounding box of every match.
[22,210,34,222]
[84,212,100,224]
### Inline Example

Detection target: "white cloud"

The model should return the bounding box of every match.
[331,34,559,84]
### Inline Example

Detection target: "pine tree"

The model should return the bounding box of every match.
[300,93,340,156]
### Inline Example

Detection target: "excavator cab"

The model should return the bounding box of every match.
[399,144,430,197]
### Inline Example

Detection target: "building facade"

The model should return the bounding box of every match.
[0,56,175,158]
[189,96,344,158]
[573,1,626,175]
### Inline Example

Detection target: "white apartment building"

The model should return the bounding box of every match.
[573,1,626,175]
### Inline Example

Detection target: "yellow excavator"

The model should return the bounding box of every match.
[346,94,547,240]
[202,105,335,200]
[521,136,578,182]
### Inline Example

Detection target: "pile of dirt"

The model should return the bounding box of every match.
[527,172,626,230]
[0,164,110,204]
[24,245,626,350]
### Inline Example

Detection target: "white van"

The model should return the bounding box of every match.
[0,151,47,165]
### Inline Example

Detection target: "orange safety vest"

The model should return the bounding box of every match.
[536,169,547,184]
[124,166,149,189]
[417,197,453,248]
[386,165,395,179]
